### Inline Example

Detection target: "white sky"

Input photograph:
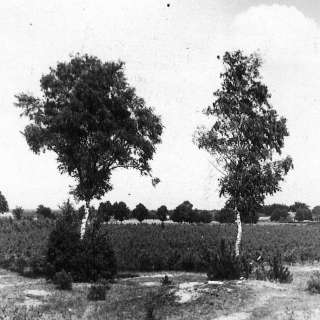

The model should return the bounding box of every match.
[1,0,320,210]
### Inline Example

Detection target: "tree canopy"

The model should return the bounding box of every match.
[132,203,149,222]
[194,50,293,254]
[15,54,163,205]
[0,191,9,213]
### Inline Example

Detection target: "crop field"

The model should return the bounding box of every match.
[1,218,320,275]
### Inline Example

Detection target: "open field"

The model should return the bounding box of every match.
[1,265,320,319]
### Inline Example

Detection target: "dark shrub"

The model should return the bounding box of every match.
[266,252,293,283]
[87,281,110,301]
[160,275,172,286]
[53,269,73,290]
[46,200,117,282]
[207,238,252,281]
[307,271,320,294]
[12,207,24,220]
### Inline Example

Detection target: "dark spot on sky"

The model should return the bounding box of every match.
[217,55,220,59]
[30,23,32,26]
[167,4,170,7]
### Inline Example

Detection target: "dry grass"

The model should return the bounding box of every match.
[1,265,320,319]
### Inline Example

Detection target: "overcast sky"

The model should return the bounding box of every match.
[1,0,320,210]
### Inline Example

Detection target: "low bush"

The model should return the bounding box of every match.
[87,281,110,301]
[160,275,172,286]
[266,252,293,283]
[207,238,252,281]
[53,269,73,290]
[252,253,293,284]
[12,207,24,220]
[307,271,320,294]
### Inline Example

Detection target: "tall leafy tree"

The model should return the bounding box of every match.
[132,203,149,223]
[97,201,114,223]
[172,201,193,223]
[15,54,163,237]
[113,201,130,222]
[194,50,293,255]
[156,205,168,222]
[289,202,309,212]
[0,191,9,214]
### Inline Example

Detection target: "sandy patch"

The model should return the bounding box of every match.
[24,289,51,298]
[141,281,159,286]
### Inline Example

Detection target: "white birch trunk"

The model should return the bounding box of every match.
[235,210,242,256]
[80,201,90,239]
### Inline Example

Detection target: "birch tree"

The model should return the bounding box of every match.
[15,54,163,238]
[194,50,293,256]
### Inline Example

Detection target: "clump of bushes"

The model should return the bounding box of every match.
[307,271,320,294]
[253,252,293,284]
[46,200,117,282]
[160,275,172,286]
[12,207,24,220]
[53,269,73,290]
[207,238,252,281]
[87,280,110,301]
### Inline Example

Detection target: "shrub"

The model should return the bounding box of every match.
[46,200,117,282]
[53,269,73,290]
[160,275,172,286]
[307,271,320,294]
[266,252,293,283]
[12,207,24,220]
[207,238,252,280]
[16,254,28,275]
[87,281,110,301]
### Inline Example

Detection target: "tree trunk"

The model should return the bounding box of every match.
[80,201,90,239]
[235,210,242,256]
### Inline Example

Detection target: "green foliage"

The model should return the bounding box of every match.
[194,50,293,244]
[97,201,114,222]
[207,238,252,280]
[215,208,236,223]
[12,207,24,220]
[15,54,163,205]
[312,206,320,221]
[270,208,288,222]
[113,201,130,222]
[172,201,193,223]
[132,203,149,223]
[307,271,320,294]
[46,200,117,282]
[261,203,289,216]
[160,275,172,286]
[0,191,9,213]
[36,204,55,219]
[156,205,168,222]
[295,208,313,221]
[53,269,73,290]
[241,210,259,224]
[78,204,96,221]
[266,252,293,283]
[87,282,110,301]
[289,202,309,212]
